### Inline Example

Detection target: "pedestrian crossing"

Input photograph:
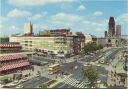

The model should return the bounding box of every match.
[63,77,88,88]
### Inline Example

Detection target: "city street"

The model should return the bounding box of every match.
[6,46,126,88]
[1,1,128,88]
[52,47,127,88]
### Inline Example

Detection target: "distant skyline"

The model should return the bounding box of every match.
[0,0,128,37]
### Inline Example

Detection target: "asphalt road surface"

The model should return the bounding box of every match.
[20,76,50,88]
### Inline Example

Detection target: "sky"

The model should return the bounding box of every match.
[0,0,128,37]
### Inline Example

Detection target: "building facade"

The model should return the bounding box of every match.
[0,42,22,53]
[10,36,73,55]
[116,25,121,38]
[96,38,107,46]
[0,42,31,84]
[104,31,108,38]
[24,22,33,36]
[10,29,85,56]
[84,34,93,44]
[0,37,9,43]
[72,32,85,55]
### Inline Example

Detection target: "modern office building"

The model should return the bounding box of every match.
[24,22,33,36]
[116,25,121,38]
[10,29,85,56]
[10,36,73,55]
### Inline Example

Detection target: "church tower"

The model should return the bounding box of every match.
[108,17,115,37]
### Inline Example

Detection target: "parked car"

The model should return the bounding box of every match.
[97,64,101,67]
[35,73,40,77]
[16,85,23,88]
[8,80,19,86]
[2,85,11,88]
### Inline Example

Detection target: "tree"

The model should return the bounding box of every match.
[82,65,99,88]
[83,42,103,54]
[38,84,48,88]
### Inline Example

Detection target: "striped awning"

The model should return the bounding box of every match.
[0,61,30,72]
[0,54,28,62]
[0,44,22,48]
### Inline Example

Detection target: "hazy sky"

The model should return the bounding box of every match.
[0,0,128,37]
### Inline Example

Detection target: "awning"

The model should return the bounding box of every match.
[0,44,22,48]
[0,54,28,62]
[0,61,30,72]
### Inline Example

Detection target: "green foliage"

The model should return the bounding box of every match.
[38,84,48,88]
[83,65,98,86]
[84,42,103,54]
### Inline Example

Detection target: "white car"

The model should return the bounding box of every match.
[97,79,101,83]
[90,62,94,65]
[9,81,19,86]
[0,84,4,88]
[16,85,23,88]
[20,78,28,82]
[35,74,40,77]
[97,64,101,67]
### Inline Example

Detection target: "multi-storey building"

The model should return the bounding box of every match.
[24,22,33,36]
[84,34,93,44]
[72,32,85,55]
[116,25,121,38]
[10,29,85,57]
[0,42,31,84]
[10,36,73,55]
[0,54,30,75]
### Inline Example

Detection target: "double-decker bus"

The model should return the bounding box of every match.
[48,64,60,74]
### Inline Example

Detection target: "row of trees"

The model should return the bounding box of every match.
[84,42,103,54]
[82,65,99,88]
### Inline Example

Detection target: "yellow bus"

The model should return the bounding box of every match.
[48,64,60,74]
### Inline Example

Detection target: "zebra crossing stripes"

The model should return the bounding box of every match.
[64,77,77,86]
[63,77,77,87]
[77,81,83,88]
[63,77,87,88]
[78,81,87,88]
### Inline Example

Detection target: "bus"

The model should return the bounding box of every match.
[48,64,60,74]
